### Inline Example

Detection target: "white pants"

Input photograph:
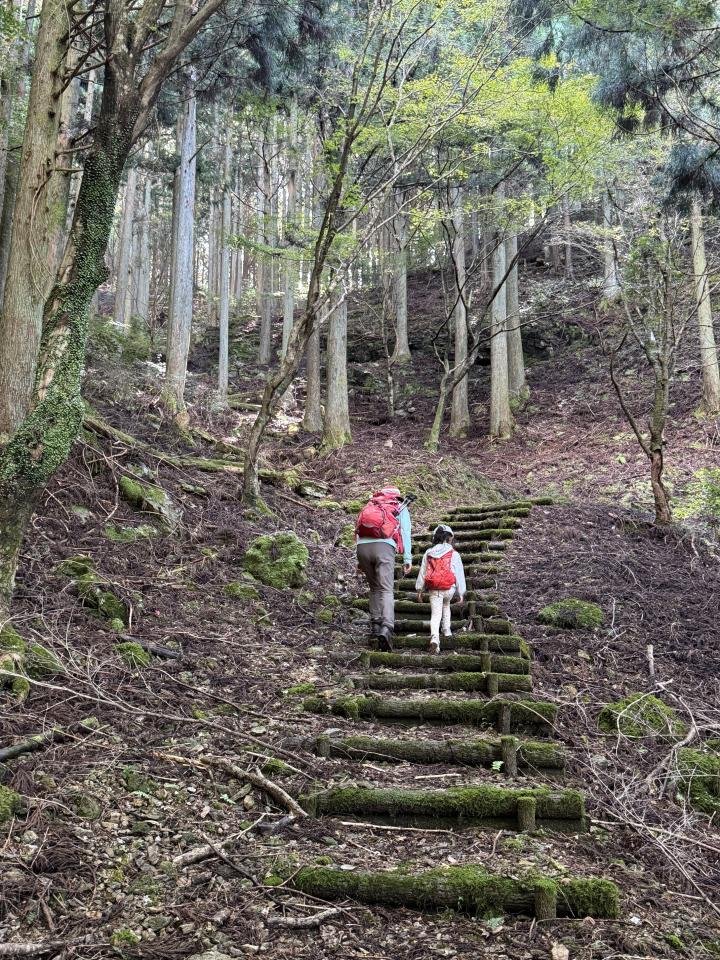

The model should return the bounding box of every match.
[429,588,455,642]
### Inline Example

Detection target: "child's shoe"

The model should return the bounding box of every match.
[429,638,440,654]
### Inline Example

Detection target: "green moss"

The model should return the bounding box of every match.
[538,599,604,629]
[287,865,619,919]
[25,643,63,678]
[76,574,129,624]
[317,500,342,510]
[110,927,141,951]
[104,523,158,543]
[675,468,720,520]
[116,642,151,669]
[224,581,260,600]
[366,651,529,675]
[261,758,293,776]
[285,682,317,696]
[119,475,180,528]
[599,694,686,739]
[0,785,21,825]
[343,499,366,514]
[663,933,685,951]
[302,784,585,826]
[357,671,532,694]
[8,674,31,700]
[264,873,285,887]
[70,792,102,821]
[57,555,94,577]
[316,608,334,624]
[0,623,26,653]
[677,744,720,815]
[242,531,309,589]
[122,766,156,795]
[339,523,356,548]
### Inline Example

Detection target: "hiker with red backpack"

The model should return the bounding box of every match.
[416,524,466,654]
[356,486,414,651]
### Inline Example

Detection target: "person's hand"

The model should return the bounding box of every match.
[454,594,465,605]
[403,563,412,575]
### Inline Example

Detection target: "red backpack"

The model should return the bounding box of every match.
[425,550,456,590]
[356,489,404,552]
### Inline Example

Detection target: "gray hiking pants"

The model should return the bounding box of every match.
[357,541,396,632]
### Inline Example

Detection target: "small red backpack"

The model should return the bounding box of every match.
[356,489,404,552]
[425,550,456,590]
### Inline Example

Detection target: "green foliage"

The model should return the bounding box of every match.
[675,468,720,521]
[599,694,686,739]
[0,785,21,825]
[110,928,141,953]
[87,317,151,365]
[116,642,151,669]
[538,599,604,629]
[242,532,309,588]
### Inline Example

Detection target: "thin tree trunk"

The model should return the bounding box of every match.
[449,186,469,438]
[563,193,574,279]
[217,140,231,406]
[0,0,67,437]
[161,76,197,425]
[489,229,513,440]
[132,175,152,325]
[391,188,411,363]
[282,100,297,359]
[302,137,324,432]
[113,166,138,329]
[0,152,18,306]
[322,288,351,450]
[258,130,273,365]
[505,231,526,401]
[602,190,621,302]
[690,195,720,415]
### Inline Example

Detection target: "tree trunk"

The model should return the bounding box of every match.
[563,193,574,279]
[690,196,720,415]
[258,131,274,365]
[0,151,18,306]
[449,186,470,438]
[161,77,197,425]
[426,364,450,452]
[602,190,621,302]
[217,140,231,406]
[302,139,324,433]
[0,0,67,437]
[505,232,526,401]
[391,188,411,363]
[650,449,672,525]
[113,166,138,329]
[282,100,297,359]
[322,288,351,450]
[489,230,513,439]
[132,175,152,325]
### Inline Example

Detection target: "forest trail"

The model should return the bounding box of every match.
[296,499,620,920]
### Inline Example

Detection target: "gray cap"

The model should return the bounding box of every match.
[434,523,454,537]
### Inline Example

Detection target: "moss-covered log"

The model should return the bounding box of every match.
[414,529,515,546]
[393,617,470,634]
[353,598,501,618]
[446,497,553,514]
[354,671,532,694]
[442,508,531,523]
[303,694,557,733]
[396,575,496,591]
[431,517,522,532]
[314,733,565,771]
[286,864,617,919]
[390,632,526,654]
[300,783,585,830]
[363,650,529,674]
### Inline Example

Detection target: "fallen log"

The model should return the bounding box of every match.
[0,718,98,764]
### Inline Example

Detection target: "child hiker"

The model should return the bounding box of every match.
[416,524,466,654]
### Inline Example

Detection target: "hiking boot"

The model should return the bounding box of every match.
[377,626,393,652]
[429,638,440,655]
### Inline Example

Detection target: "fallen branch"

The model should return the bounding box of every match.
[263,907,342,929]
[158,752,307,818]
[117,635,183,660]
[174,817,266,868]
[0,943,72,957]
[0,718,98,764]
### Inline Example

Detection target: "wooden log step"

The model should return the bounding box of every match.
[353,598,502,618]
[300,783,586,831]
[390,632,526,654]
[394,589,500,603]
[442,507,531,522]
[447,497,554,515]
[393,616,510,636]
[314,733,566,772]
[353,671,533,694]
[286,865,619,920]
[414,529,515,545]
[362,650,530,674]
[398,558,505,574]
[303,694,557,734]
[396,575,496,591]
[432,517,522,532]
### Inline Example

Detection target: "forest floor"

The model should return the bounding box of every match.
[1,262,719,959]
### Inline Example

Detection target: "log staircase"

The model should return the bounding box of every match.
[295,499,620,922]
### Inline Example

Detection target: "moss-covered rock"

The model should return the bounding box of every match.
[677,744,720,815]
[599,694,685,739]
[260,758,293,776]
[58,557,130,625]
[224,581,260,601]
[0,623,26,654]
[242,531,309,589]
[104,523,158,543]
[70,792,102,821]
[0,785,21,825]
[538,599,604,630]
[339,523,356,548]
[119,475,180,528]
[285,681,317,696]
[116,642,151,669]
[26,643,64,678]
[57,554,94,578]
